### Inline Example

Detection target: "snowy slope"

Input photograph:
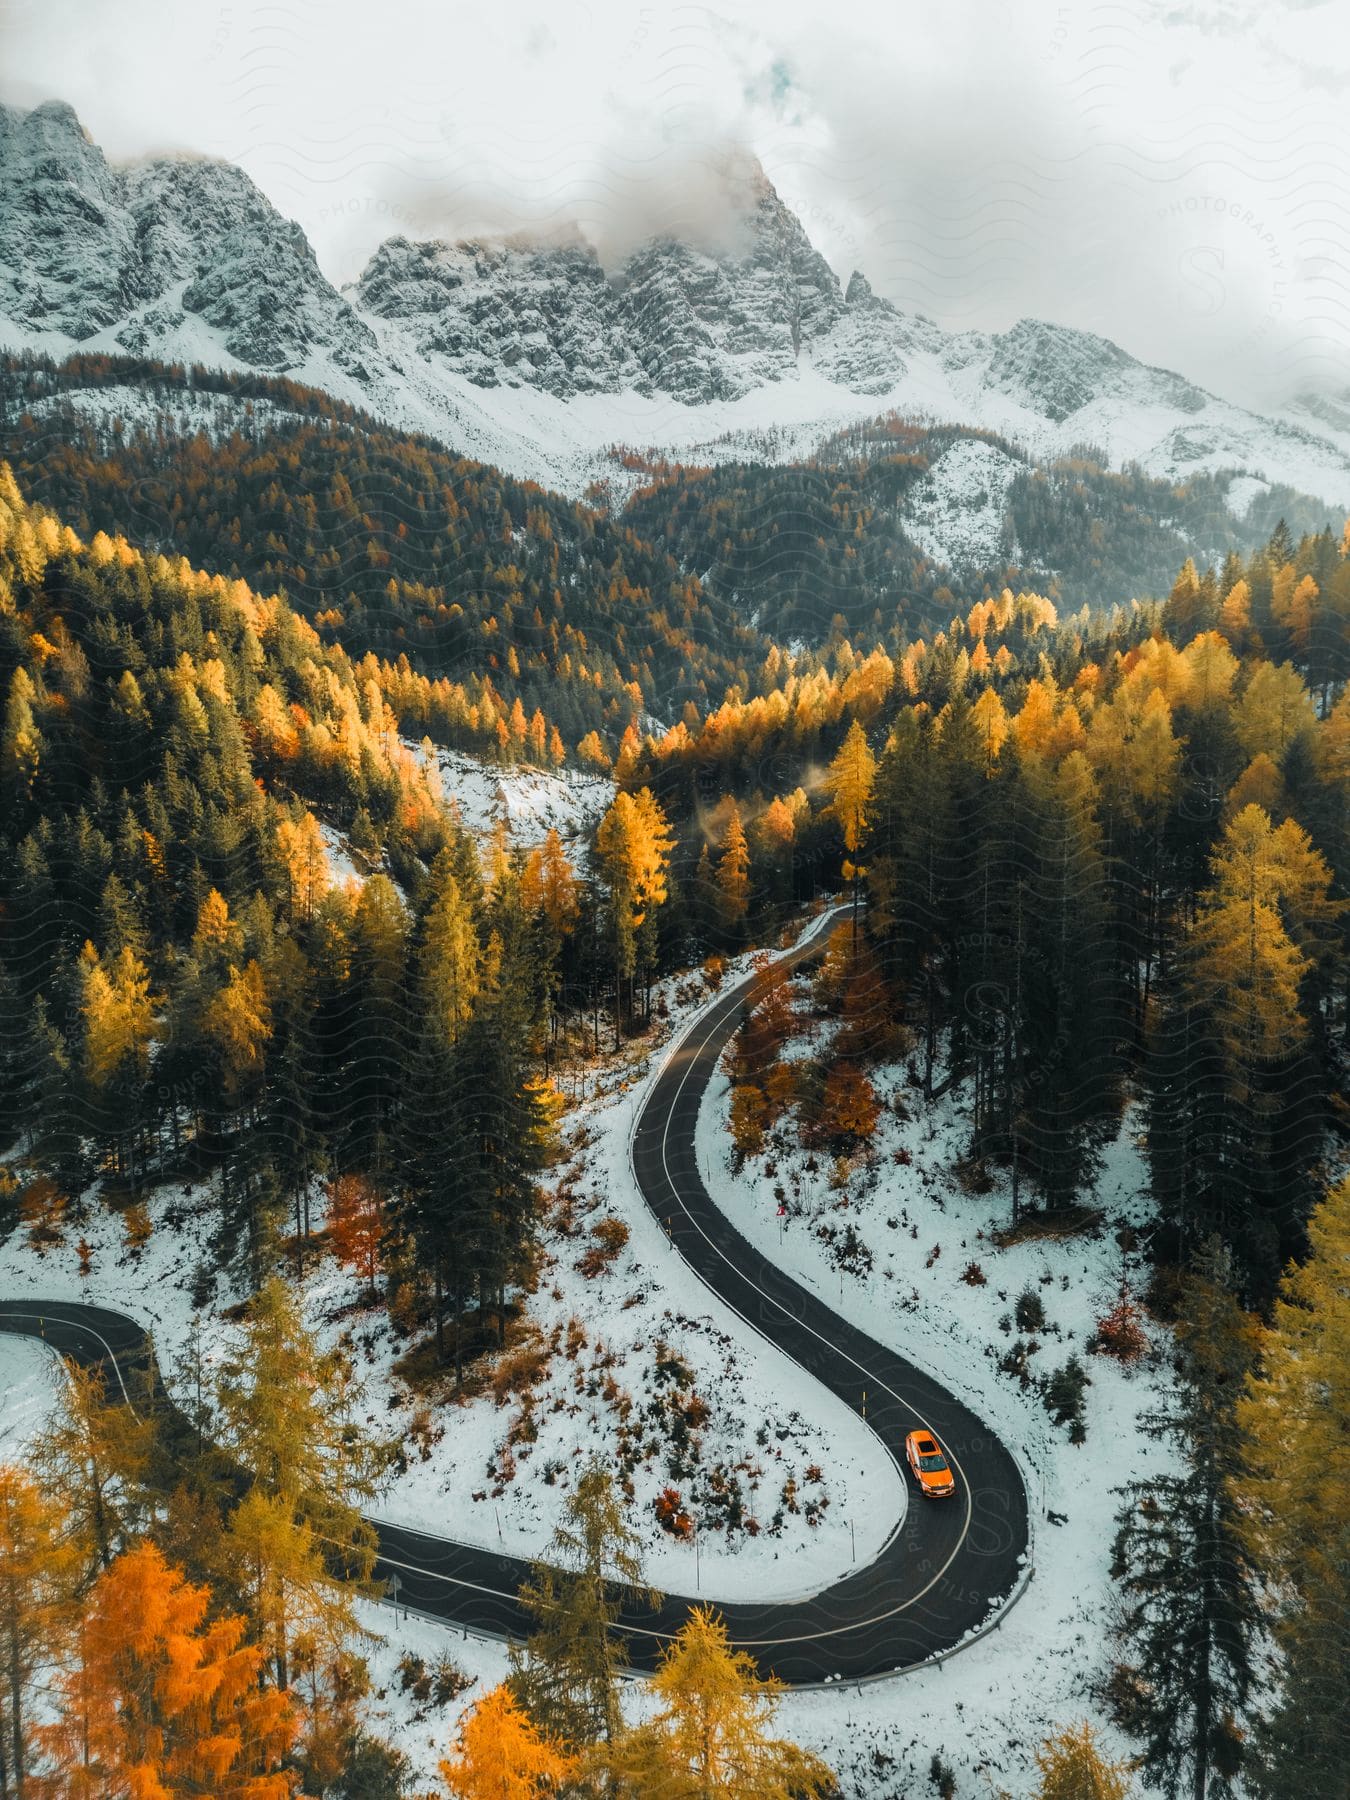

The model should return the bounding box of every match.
[0,949,902,1606]
[0,1334,61,1460]
[902,437,1024,570]
[694,987,1175,1797]
[0,966,1180,1797]
[416,745,614,850]
[4,99,1350,515]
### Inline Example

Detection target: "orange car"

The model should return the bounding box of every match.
[905,1429,956,1498]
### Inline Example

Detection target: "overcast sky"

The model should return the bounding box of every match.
[3,0,1348,408]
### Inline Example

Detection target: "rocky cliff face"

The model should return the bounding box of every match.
[0,99,374,372]
[355,227,642,397]
[3,99,1348,511]
[353,161,863,404]
[0,101,141,338]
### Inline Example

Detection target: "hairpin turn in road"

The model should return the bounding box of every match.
[0,905,1030,1686]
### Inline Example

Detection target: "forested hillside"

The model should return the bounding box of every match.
[0,423,1347,1797]
[619,525,1348,1300]
[0,465,570,1309]
[618,415,1341,646]
[1,352,771,754]
[5,452,1343,1301]
[10,353,1345,765]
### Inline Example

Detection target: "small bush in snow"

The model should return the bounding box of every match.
[929,1752,957,1799]
[654,1486,694,1538]
[406,1405,440,1461]
[121,1202,153,1256]
[998,1338,1038,1387]
[20,1176,66,1250]
[576,1215,629,1278]
[1016,1285,1048,1332]
[961,1259,988,1286]
[1041,1355,1091,1443]
[955,1157,994,1195]
[431,1653,473,1705]
[653,1346,694,1388]
[396,1653,432,1704]
[490,1337,550,1402]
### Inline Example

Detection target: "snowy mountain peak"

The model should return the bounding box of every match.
[3,100,1350,512]
[0,99,372,370]
[353,155,849,404]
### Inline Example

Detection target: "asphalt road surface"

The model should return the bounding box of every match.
[0,905,1030,1686]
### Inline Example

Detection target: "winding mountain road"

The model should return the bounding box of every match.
[0,906,1030,1686]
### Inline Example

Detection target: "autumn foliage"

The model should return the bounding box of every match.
[1093,1291,1149,1364]
[41,1542,296,1799]
[327,1174,385,1290]
[438,1683,575,1799]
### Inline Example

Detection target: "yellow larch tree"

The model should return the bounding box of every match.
[610,1607,832,1800]
[275,809,330,924]
[716,798,751,930]
[1234,662,1318,762]
[1233,1177,1350,1792]
[595,787,674,1036]
[203,961,273,1101]
[1034,1722,1134,1800]
[970,684,1009,762]
[827,718,877,945]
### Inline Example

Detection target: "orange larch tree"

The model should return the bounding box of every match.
[326,1173,384,1294]
[0,1464,79,1800]
[438,1684,575,1800]
[41,1542,295,1800]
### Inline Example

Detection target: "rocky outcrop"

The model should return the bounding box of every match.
[0,99,373,371]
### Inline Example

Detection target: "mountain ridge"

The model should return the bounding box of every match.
[3,97,1349,514]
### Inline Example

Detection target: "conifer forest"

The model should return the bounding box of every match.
[0,10,1347,1797]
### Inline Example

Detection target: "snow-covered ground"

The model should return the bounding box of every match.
[318,820,368,890]
[0,1332,62,1462]
[415,743,614,849]
[313,750,613,896]
[902,437,1024,570]
[13,381,318,447]
[1225,473,1272,519]
[0,943,900,1605]
[0,934,1170,1795]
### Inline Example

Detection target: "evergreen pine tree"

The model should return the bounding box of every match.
[1108,1246,1260,1800]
